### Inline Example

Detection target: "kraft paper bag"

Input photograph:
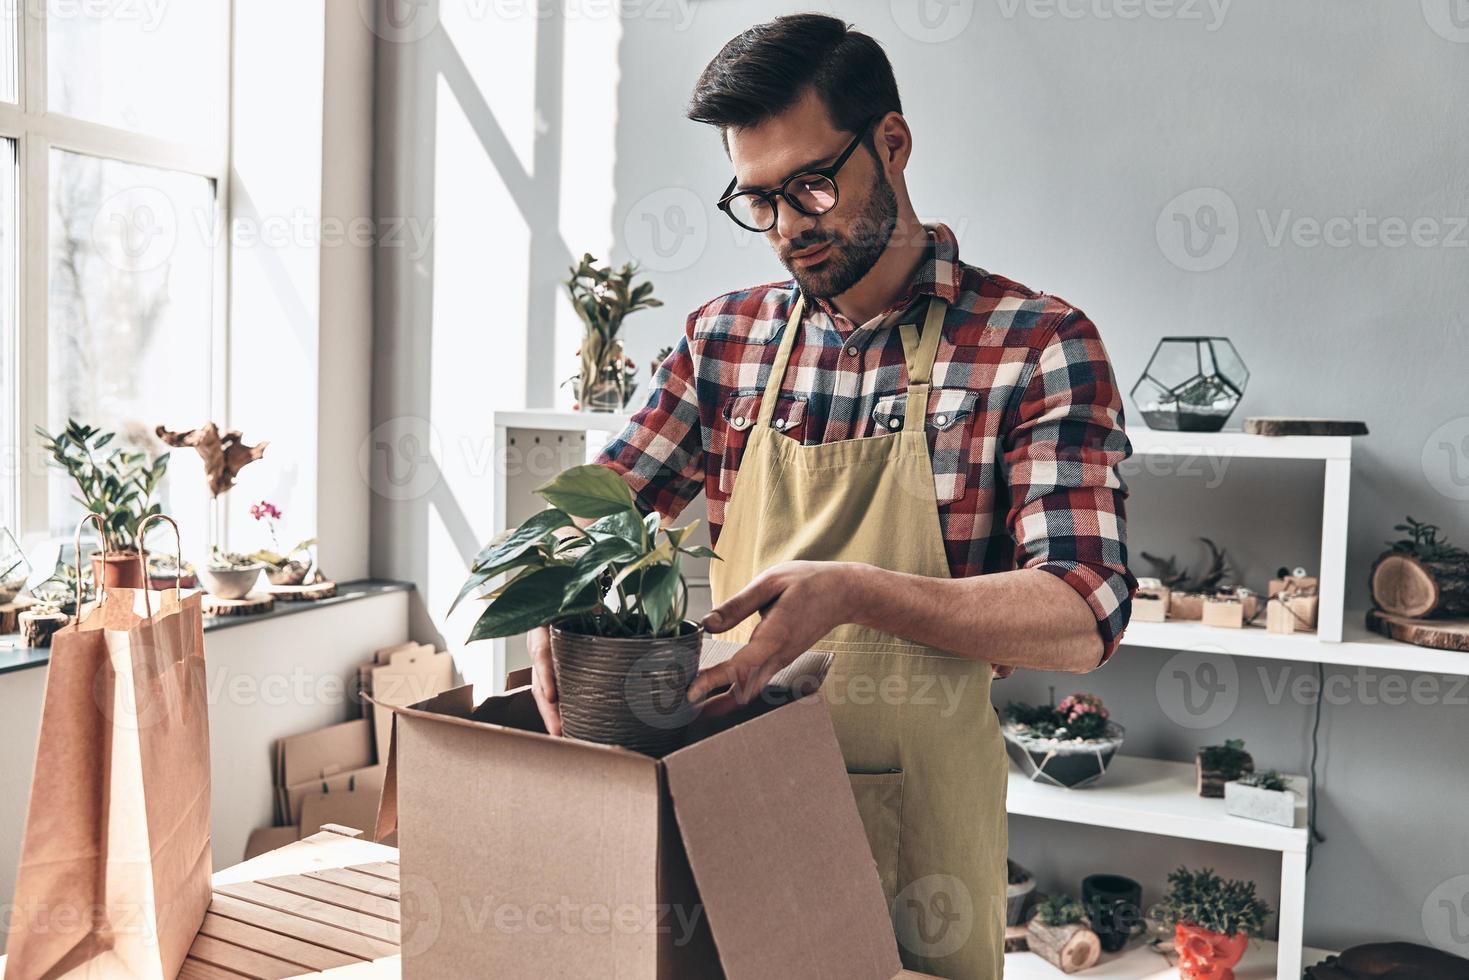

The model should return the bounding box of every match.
[4,581,213,979]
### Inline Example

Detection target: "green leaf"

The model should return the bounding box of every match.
[471,508,572,571]
[468,565,578,641]
[640,561,681,635]
[536,464,636,519]
[586,509,644,546]
[611,539,672,591]
[680,545,719,560]
[559,536,640,607]
[666,520,699,549]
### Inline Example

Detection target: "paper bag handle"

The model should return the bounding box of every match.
[73,513,109,610]
[136,513,183,621]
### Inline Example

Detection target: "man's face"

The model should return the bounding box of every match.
[726,90,898,299]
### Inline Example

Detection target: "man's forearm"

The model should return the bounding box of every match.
[843,563,1105,673]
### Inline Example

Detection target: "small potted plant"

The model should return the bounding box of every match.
[1196,738,1254,798]
[1026,894,1101,974]
[563,254,662,412]
[1157,867,1271,980]
[36,420,169,589]
[198,548,265,600]
[455,464,715,754]
[1224,770,1296,827]
[1006,859,1037,927]
[248,500,316,586]
[1002,691,1125,788]
[146,552,197,590]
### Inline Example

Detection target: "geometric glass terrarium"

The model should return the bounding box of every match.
[1130,337,1249,432]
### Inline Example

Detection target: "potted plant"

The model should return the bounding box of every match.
[1006,859,1037,926]
[146,553,197,590]
[1224,770,1296,827]
[248,500,317,586]
[198,548,265,600]
[563,254,662,412]
[36,420,170,589]
[1026,894,1101,973]
[454,464,714,754]
[1002,691,1125,788]
[1196,738,1254,798]
[1157,867,1271,980]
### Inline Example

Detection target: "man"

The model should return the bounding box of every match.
[528,14,1135,978]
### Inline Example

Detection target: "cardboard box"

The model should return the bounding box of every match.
[1132,591,1170,622]
[374,650,914,980]
[275,717,381,825]
[1202,595,1245,628]
[242,824,300,861]
[365,644,455,763]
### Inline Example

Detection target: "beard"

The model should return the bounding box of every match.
[779,165,899,300]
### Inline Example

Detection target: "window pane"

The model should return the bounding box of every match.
[47,150,214,555]
[0,6,16,103]
[0,140,15,535]
[47,0,226,145]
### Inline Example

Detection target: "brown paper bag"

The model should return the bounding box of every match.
[5,518,212,979]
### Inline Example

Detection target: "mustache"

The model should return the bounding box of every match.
[782,232,839,261]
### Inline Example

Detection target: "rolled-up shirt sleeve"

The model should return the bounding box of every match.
[595,315,705,520]
[1002,311,1137,662]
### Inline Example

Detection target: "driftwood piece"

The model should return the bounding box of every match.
[1243,417,1369,437]
[155,422,268,497]
[1026,920,1101,973]
[0,595,36,633]
[1366,610,1469,653]
[20,611,69,648]
[267,580,338,603]
[1370,550,1469,618]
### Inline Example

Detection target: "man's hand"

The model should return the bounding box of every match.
[528,625,563,736]
[689,560,858,705]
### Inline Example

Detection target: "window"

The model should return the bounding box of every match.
[0,1,230,552]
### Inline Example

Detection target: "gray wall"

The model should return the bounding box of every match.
[371,0,1469,956]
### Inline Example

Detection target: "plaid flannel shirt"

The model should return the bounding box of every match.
[597,224,1136,660]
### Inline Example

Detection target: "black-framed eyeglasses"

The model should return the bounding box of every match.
[716,117,877,233]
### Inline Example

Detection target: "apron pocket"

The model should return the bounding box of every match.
[847,769,905,912]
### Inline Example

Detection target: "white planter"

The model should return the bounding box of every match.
[1224,780,1296,827]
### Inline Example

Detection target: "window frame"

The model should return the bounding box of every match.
[0,2,232,542]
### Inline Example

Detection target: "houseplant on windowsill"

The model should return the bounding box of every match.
[248,499,317,586]
[563,254,662,412]
[198,548,265,600]
[1157,866,1272,980]
[454,464,715,754]
[36,419,170,590]
[1002,691,1125,788]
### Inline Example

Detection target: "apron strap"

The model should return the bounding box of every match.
[903,296,948,424]
[759,292,806,427]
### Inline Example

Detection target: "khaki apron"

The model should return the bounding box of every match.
[710,293,1008,979]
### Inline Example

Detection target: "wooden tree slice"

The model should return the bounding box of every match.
[0,594,36,633]
[202,592,276,617]
[267,580,338,603]
[1027,921,1102,973]
[1370,551,1469,618]
[19,611,68,648]
[1366,609,1469,652]
[1243,417,1369,437]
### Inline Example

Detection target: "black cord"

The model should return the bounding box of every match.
[1307,661,1327,869]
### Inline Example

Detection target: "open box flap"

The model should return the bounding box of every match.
[663,692,902,980]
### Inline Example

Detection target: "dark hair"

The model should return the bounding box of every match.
[687,14,901,140]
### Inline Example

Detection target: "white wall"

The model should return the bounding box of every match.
[0,588,411,934]
[370,0,1469,954]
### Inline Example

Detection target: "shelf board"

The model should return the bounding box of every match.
[1121,615,1469,675]
[496,409,632,434]
[1007,756,1308,854]
[1127,426,1353,461]
[1005,939,1335,979]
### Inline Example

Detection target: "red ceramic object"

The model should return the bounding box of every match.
[1176,922,1249,980]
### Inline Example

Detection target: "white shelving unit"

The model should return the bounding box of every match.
[1005,939,1336,979]
[1008,757,1310,979]
[488,410,1437,979]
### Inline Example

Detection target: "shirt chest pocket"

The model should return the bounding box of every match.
[717,392,809,494]
[871,388,977,504]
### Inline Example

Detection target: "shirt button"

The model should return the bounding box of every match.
[888,418,901,430]
[773,418,786,429]
[846,346,859,357]
[733,415,746,428]
[935,414,948,427]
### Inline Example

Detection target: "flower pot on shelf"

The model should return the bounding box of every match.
[198,564,265,600]
[1224,779,1296,827]
[1003,722,1126,789]
[1196,748,1253,798]
[1175,922,1249,980]
[1026,919,1102,974]
[91,551,147,590]
[1006,860,1036,926]
[551,618,703,756]
[580,378,631,413]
